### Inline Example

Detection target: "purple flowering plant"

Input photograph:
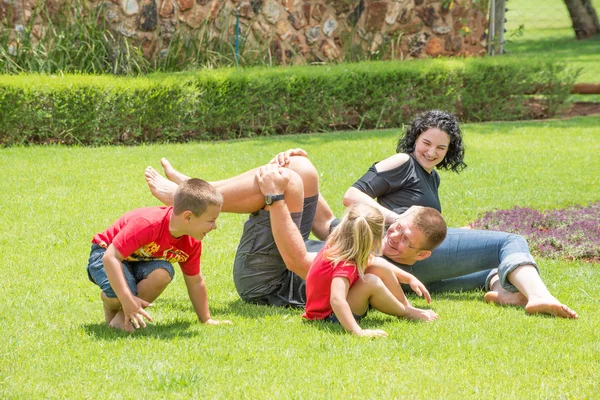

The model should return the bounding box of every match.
[471,202,600,262]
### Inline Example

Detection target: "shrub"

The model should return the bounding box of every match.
[0,58,578,146]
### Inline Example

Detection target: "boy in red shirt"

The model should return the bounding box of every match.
[87,178,230,332]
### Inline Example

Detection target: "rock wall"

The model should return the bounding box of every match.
[2,0,489,65]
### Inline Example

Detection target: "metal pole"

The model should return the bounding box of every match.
[494,0,507,54]
[488,0,496,55]
[235,9,240,67]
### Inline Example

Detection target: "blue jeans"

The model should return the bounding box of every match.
[87,244,175,298]
[389,228,540,293]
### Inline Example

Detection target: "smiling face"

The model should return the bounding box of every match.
[381,215,430,265]
[185,204,222,241]
[412,128,450,173]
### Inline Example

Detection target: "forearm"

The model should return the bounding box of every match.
[343,187,398,224]
[268,202,313,279]
[186,275,211,323]
[103,255,135,305]
[330,298,362,335]
[370,256,411,284]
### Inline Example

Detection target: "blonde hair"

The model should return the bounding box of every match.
[325,203,385,277]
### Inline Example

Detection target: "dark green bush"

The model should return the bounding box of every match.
[0,58,577,146]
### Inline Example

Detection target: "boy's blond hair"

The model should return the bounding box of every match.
[325,203,385,276]
[173,178,223,216]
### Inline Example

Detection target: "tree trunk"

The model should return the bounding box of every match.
[563,0,600,39]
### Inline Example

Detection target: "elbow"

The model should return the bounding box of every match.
[343,188,357,207]
[286,258,311,280]
[329,294,346,311]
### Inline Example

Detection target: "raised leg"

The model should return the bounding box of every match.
[152,156,318,214]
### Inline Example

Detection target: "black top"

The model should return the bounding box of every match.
[351,154,441,215]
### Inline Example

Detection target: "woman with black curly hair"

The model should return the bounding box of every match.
[337,109,577,318]
[344,109,466,222]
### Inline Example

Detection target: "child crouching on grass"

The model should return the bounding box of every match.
[87,178,231,333]
[302,203,438,338]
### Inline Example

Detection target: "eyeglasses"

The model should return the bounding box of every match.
[391,222,420,250]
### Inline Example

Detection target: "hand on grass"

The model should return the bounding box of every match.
[123,297,153,331]
[354,329,388,338]
[269,148,308,167]
[409,277,431,304]
[203,318,233,325]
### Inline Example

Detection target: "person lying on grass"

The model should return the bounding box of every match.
[146,161,443,324]
[303,203,438,338]
[87,178,231,333]
[282,109,577,319]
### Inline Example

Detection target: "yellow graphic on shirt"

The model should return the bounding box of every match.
[126,242,190,264]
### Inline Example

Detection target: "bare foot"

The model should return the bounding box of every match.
[161,158,190,185]
[404,307,438,322]
[108,311,134,333]
[484,289,528,307]
[524,296,578,319]
[103,303,118,324]
[145,166,178,206]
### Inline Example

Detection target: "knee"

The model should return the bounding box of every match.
[504,233,531,253]
[285,169,305,198]
[148,268,173,287]
[287,156,319,195]
[362,273,385,289]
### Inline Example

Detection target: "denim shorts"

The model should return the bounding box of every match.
[86,244,175,298]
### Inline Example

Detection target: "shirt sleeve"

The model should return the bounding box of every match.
[331,263,358,281]
[178,241,202,276]
[111,218,157,259]
[351,162,413,199]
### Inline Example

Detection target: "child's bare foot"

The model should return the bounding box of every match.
[161,158,189,185]
[405,307,438,322]
[108,311,135,333]
[145,166,178,206]
[484,289,528,307]
[103,303,118,324]
[524,296,578,319]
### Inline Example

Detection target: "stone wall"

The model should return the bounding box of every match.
[1,0,489,65]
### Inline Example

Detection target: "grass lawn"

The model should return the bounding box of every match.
[1,116,599,399]
[503,0,600,84]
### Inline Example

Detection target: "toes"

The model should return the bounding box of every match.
[484,291,499,304]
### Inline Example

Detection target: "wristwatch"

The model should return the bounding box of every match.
[265,194,285,205]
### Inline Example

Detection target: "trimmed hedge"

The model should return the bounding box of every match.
[0,58,577,146]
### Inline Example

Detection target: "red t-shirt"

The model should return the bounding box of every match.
[303,246,359,320]
[92,206,201,276]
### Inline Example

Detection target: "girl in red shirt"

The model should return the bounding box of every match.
[303,203,438,337]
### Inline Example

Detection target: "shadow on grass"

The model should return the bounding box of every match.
[82,320,195,340]
[301,311,439,335]
[507,35,600,59]
[154,297,305,318]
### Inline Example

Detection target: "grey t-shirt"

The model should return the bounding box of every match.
[351,154,441,215]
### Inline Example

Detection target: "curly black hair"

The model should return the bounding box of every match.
[396,110,467,173]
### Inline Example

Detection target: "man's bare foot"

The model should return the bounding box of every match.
[404,307,438,322]
[524,296,578,319]
[108,311,134,333]
[484,289,528,307]
[161,158,190,185]
[145,166,178,206]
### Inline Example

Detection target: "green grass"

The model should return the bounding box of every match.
[1,116,599,399]
[504,0,600,83]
